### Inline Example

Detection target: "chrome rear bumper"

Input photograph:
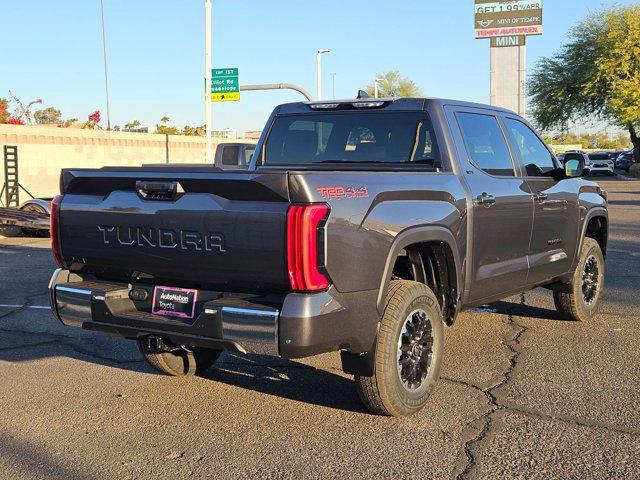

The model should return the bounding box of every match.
[48,269,279,356]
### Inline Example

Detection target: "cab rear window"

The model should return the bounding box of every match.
[263,112,440,168]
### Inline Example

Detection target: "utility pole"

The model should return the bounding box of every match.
[205,0,213,164]
[99,0,112,130]
[316,49,331,101]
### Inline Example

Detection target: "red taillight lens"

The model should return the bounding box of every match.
[287,204,330,291]
[50,195,64,267]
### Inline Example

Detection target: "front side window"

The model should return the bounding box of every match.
[457,112,515,176]
[505,118,556,176]
[243,146,255,166]
[263,112,440,168]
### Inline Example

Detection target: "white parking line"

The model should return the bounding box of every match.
[0,304,51,309]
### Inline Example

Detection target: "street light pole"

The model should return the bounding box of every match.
[330,73,336,99]
[205,0,213,164]
[374,78,382,99]
[99,0,112,130]
[316,49,331,100]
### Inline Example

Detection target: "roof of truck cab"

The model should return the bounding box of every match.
[276,97,516,115]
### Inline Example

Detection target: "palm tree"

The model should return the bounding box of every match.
[160,116,170,124]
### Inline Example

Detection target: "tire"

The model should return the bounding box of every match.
[553,237,605,322]
[137,339,222,376]
[0,226,22,237]
[355,280,445,417]
[20,203,49,237]
[20,203,50,237]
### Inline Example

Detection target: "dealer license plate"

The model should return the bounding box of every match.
[152,286,198,319]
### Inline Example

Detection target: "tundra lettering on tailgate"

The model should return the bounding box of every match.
[97,226,226,253]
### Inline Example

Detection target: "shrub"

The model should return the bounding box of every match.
[628,164,640,178]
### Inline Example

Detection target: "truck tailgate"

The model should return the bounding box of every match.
[58,168,291,292]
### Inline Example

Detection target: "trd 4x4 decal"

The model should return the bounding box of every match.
[317,186,369,200]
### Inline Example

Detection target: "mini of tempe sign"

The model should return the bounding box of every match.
[475,0,543,39]
[211,68,240,102]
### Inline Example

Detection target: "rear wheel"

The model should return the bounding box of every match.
[137,339,222,376]
[553,237,605,322]
[355,280,444,417]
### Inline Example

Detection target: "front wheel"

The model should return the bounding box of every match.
[355,280,444,417]
[553,237,605,322]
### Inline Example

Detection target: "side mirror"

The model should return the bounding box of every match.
[563,154,584,178]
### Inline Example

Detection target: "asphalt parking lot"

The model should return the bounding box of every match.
[0,176,638,480]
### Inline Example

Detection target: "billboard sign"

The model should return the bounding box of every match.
[475,1,543,39]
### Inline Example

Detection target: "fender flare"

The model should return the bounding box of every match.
[578,207,608,254]
[376,226,462,314]
[19,198,52,214]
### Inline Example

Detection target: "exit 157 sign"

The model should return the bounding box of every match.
[211,68,240,102]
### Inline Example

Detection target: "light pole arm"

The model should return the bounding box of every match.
[240,83,314,101]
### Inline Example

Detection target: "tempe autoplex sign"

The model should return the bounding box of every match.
[475,0,543,38]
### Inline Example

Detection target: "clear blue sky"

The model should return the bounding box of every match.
[0,0,627,134]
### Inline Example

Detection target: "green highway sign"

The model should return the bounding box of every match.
[211,67,240,102]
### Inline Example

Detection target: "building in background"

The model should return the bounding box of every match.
[243,130,262,140]
[212,128,237,140]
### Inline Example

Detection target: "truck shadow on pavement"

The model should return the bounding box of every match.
[486,300,567,322]
[201,353,369,414]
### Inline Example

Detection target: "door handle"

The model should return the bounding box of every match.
[475,192,496,207]
[533,192,549,202]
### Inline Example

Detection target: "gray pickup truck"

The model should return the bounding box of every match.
[48,97,608,417]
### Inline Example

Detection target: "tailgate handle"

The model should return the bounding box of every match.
[136,181,184,200]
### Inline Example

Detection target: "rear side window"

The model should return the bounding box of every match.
[220,145,239,166]
[263,112,440,168]
[505,118,556,176]
[456,112,515,176]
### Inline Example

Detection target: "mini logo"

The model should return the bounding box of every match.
[478,20,494,28]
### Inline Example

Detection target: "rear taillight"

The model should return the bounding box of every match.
[50,195,64,267]
[287,204,330,291]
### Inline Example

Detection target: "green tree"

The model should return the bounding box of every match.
[61,117,78,128]
[160,116,170,124]
[124,120,141,130]
[182,125,205,136]
[364,71,423,98]
[529,5,640,161]
[34,107,62,124]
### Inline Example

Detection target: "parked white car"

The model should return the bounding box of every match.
[586,152,616,176]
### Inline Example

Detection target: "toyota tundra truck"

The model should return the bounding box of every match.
[48,97,608,417]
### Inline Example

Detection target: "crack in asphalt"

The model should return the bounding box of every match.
[453,293,528,480]
[0,291,48,320]
[451,291,639,479]
[0,326,143,366]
